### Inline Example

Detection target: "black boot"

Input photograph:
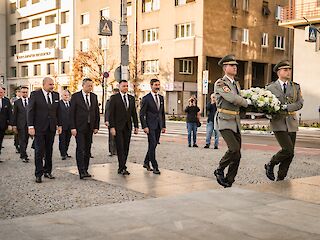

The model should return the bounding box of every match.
[264,163,275,181]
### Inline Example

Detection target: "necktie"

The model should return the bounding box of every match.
[47,93,52,105]
[233,81,239,94]
[85,94,90,108]
[123,94,128,109]
[65,102,69,108]
[155,94,160,109]
[283,83,287,94]
[24,99,27,108]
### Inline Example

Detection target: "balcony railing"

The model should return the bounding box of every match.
[281,1,320,23]
[17,24,58,40]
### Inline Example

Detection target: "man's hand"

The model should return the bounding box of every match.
[246,99,252,105]
[93,129,98,134]
[12,126,18,134]
[105,121,109,127]
[57,126,62,135]
[7,125,12,131]
[71,129,77,137]
[110,128,116,136]
[143,127,149,134]
[134,128,139,134]
[28,127,35,136]
[162,128,166,133]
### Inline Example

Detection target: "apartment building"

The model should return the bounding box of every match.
[0,1,6,86]
[279,0,320,121]
[6,0,75,96]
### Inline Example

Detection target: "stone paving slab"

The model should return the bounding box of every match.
[1,188,320,240]
[60,163,220,197]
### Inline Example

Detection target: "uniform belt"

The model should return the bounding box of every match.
[218,108,239,115]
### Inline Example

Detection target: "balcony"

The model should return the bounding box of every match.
[280,1,320,28]
[17,24,58,40]
[17,0,57,18]
[14,48,58,63]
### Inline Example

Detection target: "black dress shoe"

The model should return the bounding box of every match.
[276,177,285,181]
[214,146,218,149]
[117,169,122,174]
[264,163,275,181]
[214,169,229,187]
[204,144,210,148]
[79,173,85,179]
[61,156,67,160]
[153,169,161,175]
[44,173,55,179]
[121,169,130,175]
[35,176,42,183]
[143,164,153,171]
[67,154,72,158]
[84,171,92,178]
[22,158,29,163]
[193,144,198,148]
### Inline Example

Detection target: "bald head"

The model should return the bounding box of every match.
[43,77,54,92]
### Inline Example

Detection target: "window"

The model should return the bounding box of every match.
[20,0,27,8]
[32,18,41,27]
[34,64,41,76]
[61,36,69,49]
[142,60,159,74]
[20,21,29,31]
[127,2,132,16]
[32,0,40,3]
[20,43,29,52]
[45,39,56,48]
[47,63,55,75]
[80,39,89,52]
[10,24,16,35]
[142,0,160,13]
[179,59,193,74]
[262,1,271,16]
[175,0,195,6]
[100,8,110,18]
[274,35,285,50]
[142,28,159,43]
[21,66,28,77]
[175,23,194,39]
[231,0,238,9]
[275,5,282,20]
[10,3,16,14]
[81,13,90,25]
[11,67,17,77]
[242,28,249,44]
[99,37,109,50]
[61,62,70,74]
[10,46,16,57]
[61,11,69,24]
[262,33,268,47]
[32,41,41,50]
[231,26,238,42]
[243,0,249,12]
[45,14,56,24]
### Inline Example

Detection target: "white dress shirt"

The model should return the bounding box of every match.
[120,92,129,108]
[151,91,160,109]
[82,90,91,107]
[278,79,288,92]
[42,89,52,104]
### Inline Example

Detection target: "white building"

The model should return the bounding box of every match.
[0,1,6,86]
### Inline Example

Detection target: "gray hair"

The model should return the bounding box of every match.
[43,77,53,84]
[82,78,93,86]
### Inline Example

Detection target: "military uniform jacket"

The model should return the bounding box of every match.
[214,76,248,133]
[266,80,303,132]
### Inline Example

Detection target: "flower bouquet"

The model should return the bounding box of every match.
[240,87,281,115]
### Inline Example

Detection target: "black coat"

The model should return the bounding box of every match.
[58,100,71,130]
[70,91,100,132]
[109,93,138,130]
[0,97,12,131]
[12,98,28,130]
[27,89,61,134]
[140,92,166,130]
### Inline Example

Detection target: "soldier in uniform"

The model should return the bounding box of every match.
[264,60,303,181]
[213,55,251,188]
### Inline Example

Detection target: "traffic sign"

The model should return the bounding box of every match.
[99,19,112,36]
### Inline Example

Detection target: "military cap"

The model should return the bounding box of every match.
[218,54,238,67]
[273,60,292,73]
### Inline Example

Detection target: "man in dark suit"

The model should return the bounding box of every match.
[70,78,100,180]
[28,77,62,183]
[0,87,13,158]
[11,87,21,154]
[140,79,166,174]
[109,80,139,175]
[12,86,30,162]
[104,88,119,156]
[59,90,72,160]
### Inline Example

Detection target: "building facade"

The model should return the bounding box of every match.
[279,0,320,121]
[0,1,6,86]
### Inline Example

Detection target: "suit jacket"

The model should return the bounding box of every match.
[104,98,112,123]
[27,89,61,134]
[214,76,248,133]
[266,80,304,132]
[109,93,138,130]
[140,92,166,130]
[13,98,28,130]
[70,91,100,132]
[0,97,13,131]
[59,100,71,131]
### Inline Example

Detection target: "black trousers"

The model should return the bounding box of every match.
[219,129,242,184]
[59,129,72,157]
[270,131,296,180]
[75,125,93,174]
[14,132,19,150]
[0,129,5,153]
[108,128,117,155]
[34,128,56,177]
[18,127,29,159]
[144,128,161,169]
[115,126,132,171]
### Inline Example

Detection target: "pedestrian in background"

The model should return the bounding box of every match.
[204,93,219,149]
[0,87,13,158]
[11,87,21,154]
[185,96,200,147]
